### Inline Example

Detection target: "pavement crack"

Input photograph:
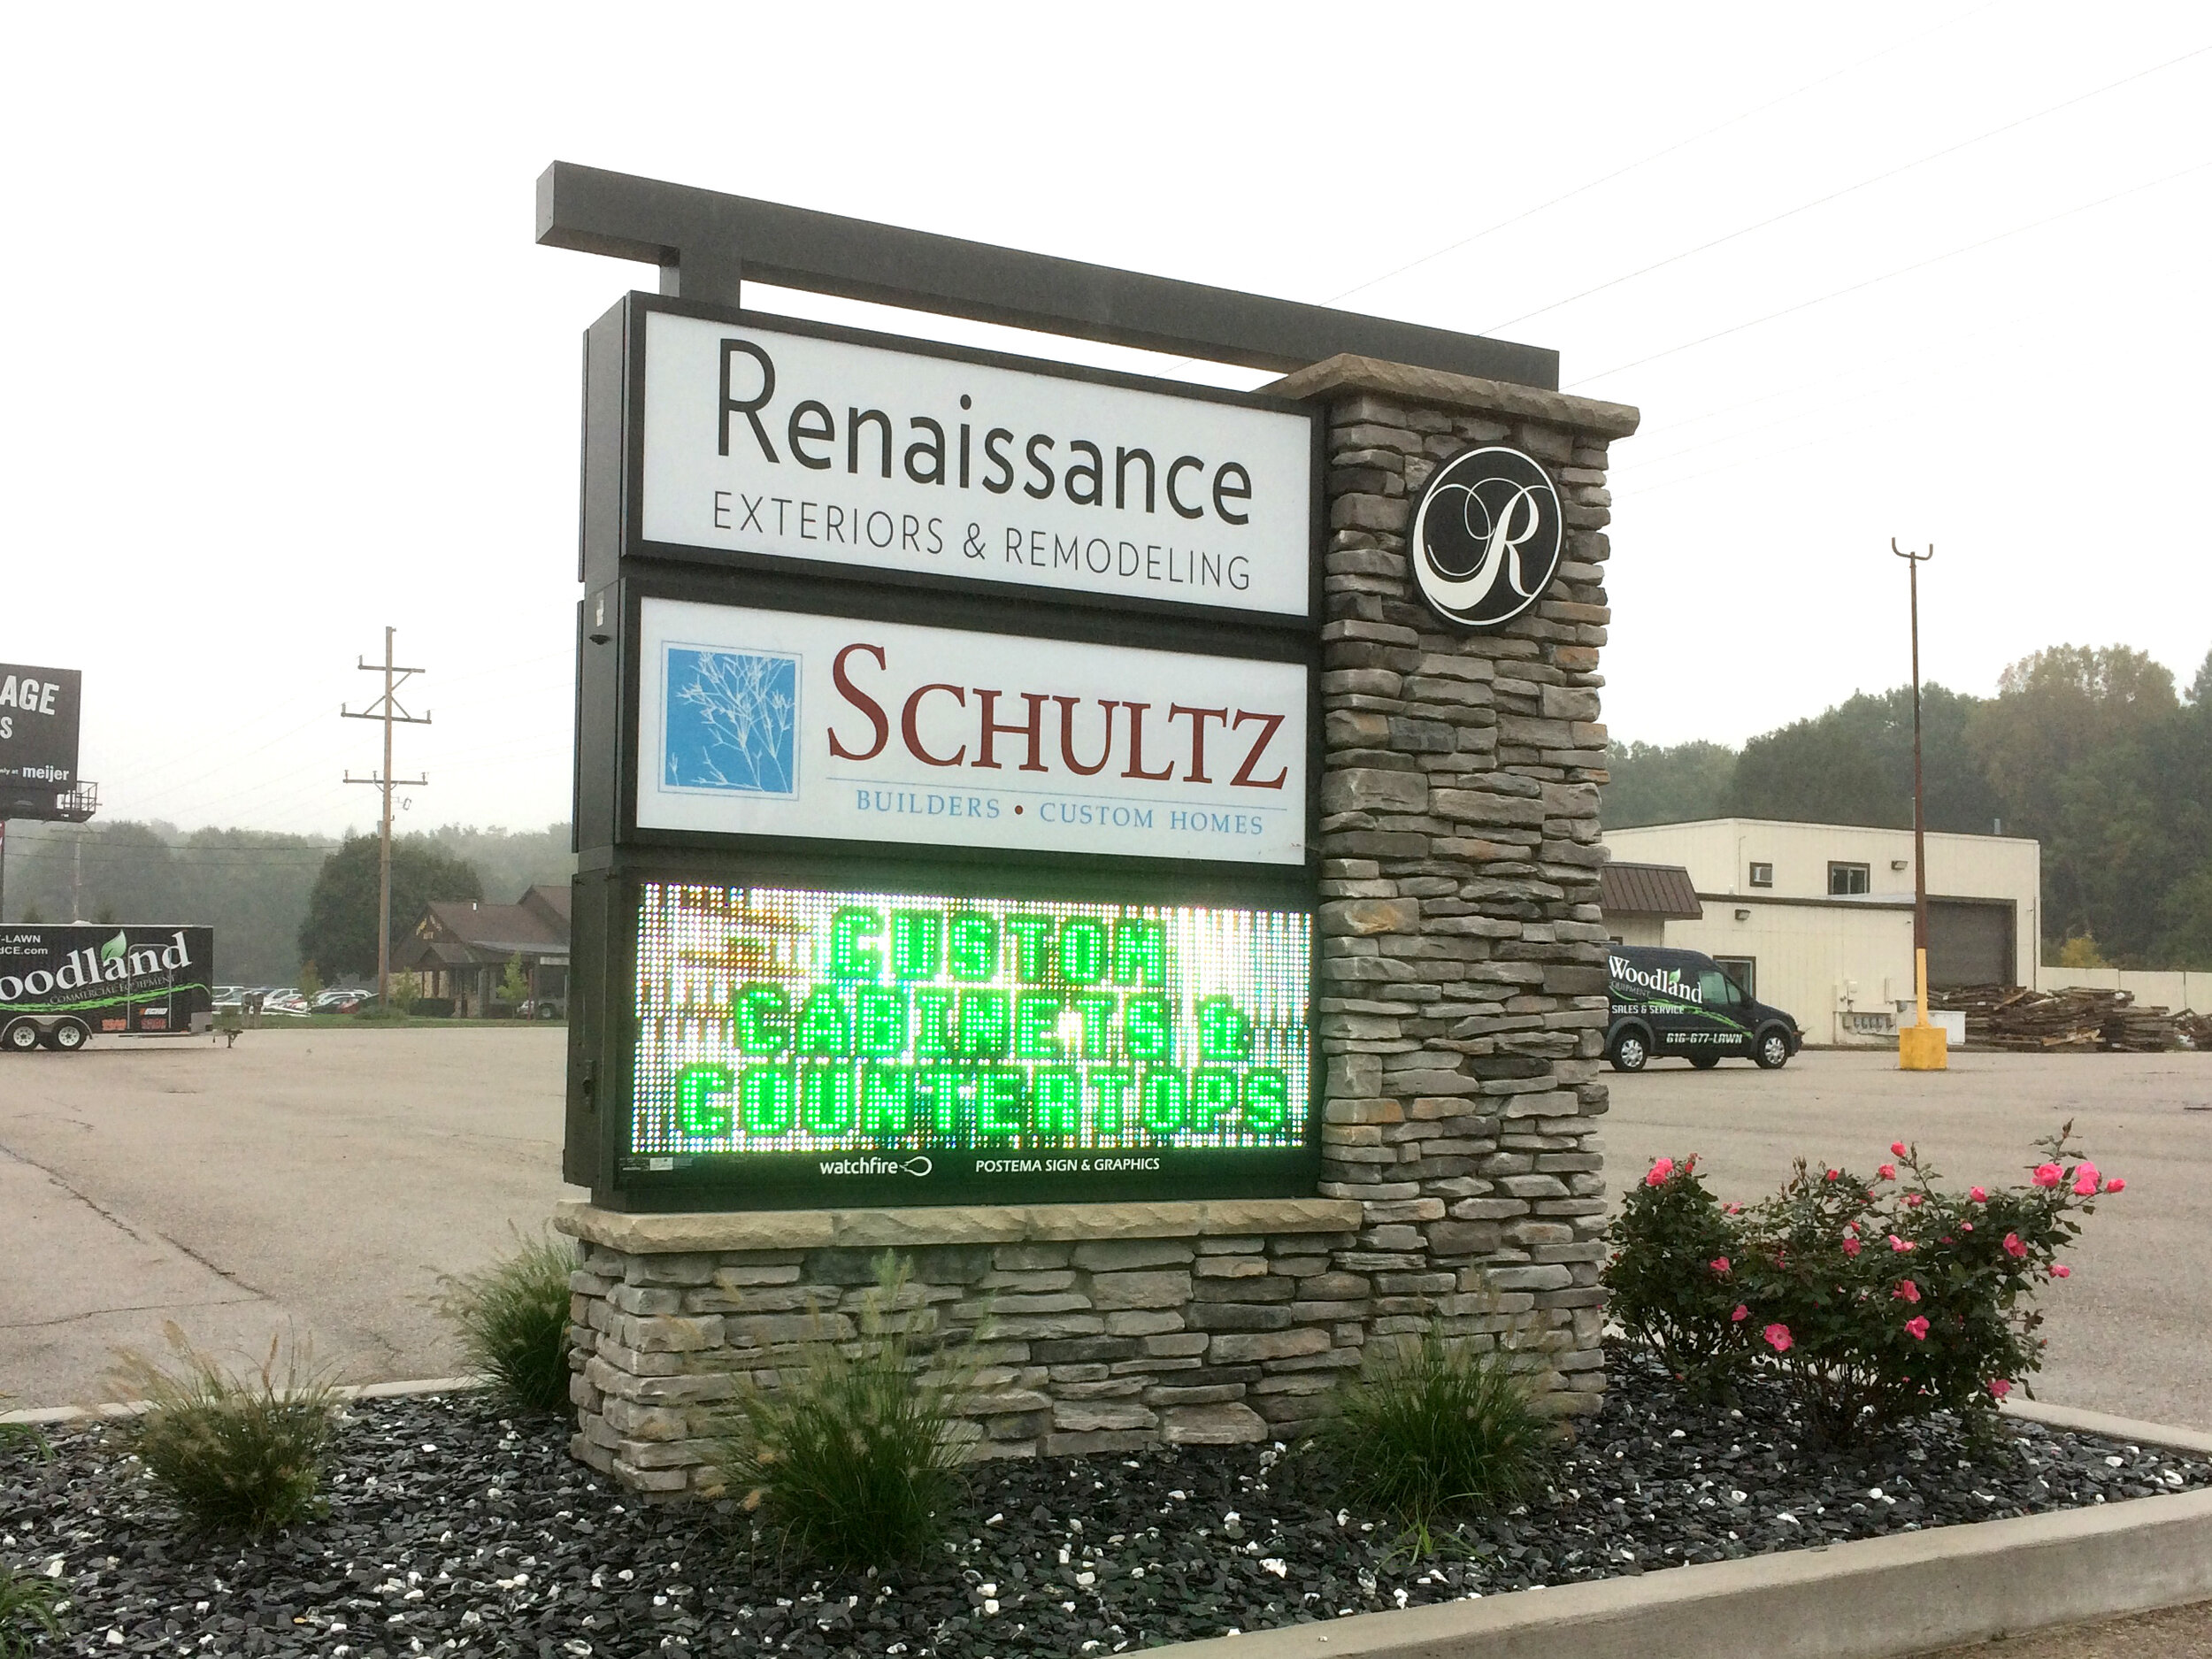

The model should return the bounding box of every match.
[0,1140,273,1300]
[10,1296,262,1330]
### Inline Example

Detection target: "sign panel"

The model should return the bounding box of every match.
[1409,447,1564,630]
[635,597,1309,866]
[0,664,82,789]
[639,309,1316,618]
[622,881,1313,1206]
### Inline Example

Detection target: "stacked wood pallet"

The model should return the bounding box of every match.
[1929,985,2149,1051]
[2104,1001,2180,1052]
[2177,1009,2211,1049]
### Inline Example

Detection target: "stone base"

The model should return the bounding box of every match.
[554,1197,1599,1497]
[1899,1024,1950,1070]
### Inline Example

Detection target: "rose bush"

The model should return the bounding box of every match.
[1603,1124,2117,1442]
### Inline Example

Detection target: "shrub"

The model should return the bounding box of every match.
[436,1233,576,1418]
[109,1325,339,1534]
[0,1563,63,1657]
[1605,1125,2119,1442]
[1314,1326,1548,1548]
[1601,1153,1746,1396]
[711,1256,975,1569]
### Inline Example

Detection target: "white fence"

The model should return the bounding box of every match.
[2038,966,2210,1014]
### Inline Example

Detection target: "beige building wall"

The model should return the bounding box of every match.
[1659,896,1916,1045]
[1605,818,2039,988]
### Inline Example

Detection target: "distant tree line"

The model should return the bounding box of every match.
[1604,645,2212,970]
[0,821,573,984]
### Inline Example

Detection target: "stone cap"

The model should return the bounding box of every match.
[555,1196,1364,1255]
[1263,353,1640,440]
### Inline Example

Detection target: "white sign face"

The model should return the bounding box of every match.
[639,311,1314,618]
[636,598,1307,865]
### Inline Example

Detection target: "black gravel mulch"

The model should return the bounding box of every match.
[5,1348,2206,1657]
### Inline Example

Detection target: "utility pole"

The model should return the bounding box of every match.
[342,627,430,1003]
[1893,539,1946,1071]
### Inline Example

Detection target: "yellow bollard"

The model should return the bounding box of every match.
[1899,946,1949,1071]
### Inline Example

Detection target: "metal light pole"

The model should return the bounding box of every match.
[1893,539,1947,1071]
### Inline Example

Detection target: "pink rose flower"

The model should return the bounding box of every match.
[1889,1235,1915,1253]
[1842,1237,1863,1257]
[1905,1316,1931,1340]
[1988,1378,2013,1400]
[1903,1193,1924,1207]
[1962,1222,1974,1232]
[1732,1304,1748,1323]
[1877,1164,1897,1181]
[1763,1324,1793,1353]
[2032,1163,2062,1188]
[1891,1141,1908,1157]
[2073,1176,2099,1197]
[1724,1202,1743,1214]
[1970,1187,1988,1202]
[1645,1158,1676,1187]
[2051,1263,2071,1279]
[1824,1167,1841,1181]
[2104,1177,2125,1194]
[2002,1233,2027,1258]
[1710,1257,1732,1275]
[1893,1279,1920,1303]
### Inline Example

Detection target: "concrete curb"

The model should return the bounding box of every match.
[1143,1487,2212,1659]
[0,1375,487,1427]
[2005,1396,2212,1456]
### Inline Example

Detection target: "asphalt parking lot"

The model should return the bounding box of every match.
[2,1032,2208,1431]
[0,1027,580,1408]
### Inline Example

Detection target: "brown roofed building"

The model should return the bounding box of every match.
[394,884,572,1018]
[1598,861,1703,947]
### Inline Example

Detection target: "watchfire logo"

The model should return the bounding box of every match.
[1409,447,1564,630]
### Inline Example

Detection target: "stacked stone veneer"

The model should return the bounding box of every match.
[558,355,1639,1496]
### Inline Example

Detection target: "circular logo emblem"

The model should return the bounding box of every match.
[1408,446,1564,629]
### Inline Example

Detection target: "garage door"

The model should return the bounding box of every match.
[1928,900,2016,987]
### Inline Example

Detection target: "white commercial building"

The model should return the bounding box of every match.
[1598,818,2040,1047]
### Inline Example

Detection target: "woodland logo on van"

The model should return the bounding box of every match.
[1609,955,1702,1006]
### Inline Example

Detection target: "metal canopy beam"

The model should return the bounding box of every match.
[535,162,1560,390]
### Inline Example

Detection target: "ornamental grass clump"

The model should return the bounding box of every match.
[711,1255,978,1569]
[1604,1125,2120,1443]
[0,1562,63,1658]
[109,1325,339,1535]
[436,1232,577,1418]
[1315,1326,1549,1549]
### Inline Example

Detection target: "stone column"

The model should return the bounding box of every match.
[1267,354,1640,1415]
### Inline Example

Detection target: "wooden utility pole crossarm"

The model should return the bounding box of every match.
[342,626,429,1002]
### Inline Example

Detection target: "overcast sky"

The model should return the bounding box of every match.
[4,2,2207,838]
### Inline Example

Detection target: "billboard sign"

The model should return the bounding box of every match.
[0,664,82,790]
[620,881,1312,1206]
[634,304,1317,620]
[634,597,1308,865]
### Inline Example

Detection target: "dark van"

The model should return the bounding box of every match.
[1605,945,1802,1072]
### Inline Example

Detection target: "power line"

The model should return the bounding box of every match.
[1318,1,2002,308]
[1569,156,2212,386]
[1482,40,2212,335]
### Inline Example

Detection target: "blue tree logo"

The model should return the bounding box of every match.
[663,646,800,796]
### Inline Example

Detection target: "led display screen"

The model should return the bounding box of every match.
[624,881,1314,1206]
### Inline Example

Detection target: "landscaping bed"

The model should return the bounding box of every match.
[7,1346,2206,1659]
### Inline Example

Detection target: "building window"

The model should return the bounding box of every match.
[1714,956,1757,1000]
[1747,862,1773,888]
[1829,862,1870,895]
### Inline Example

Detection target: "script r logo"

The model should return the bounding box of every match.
[1409,446,1565,630]
[662,644,801,797]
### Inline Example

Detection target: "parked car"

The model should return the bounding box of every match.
[1604,944,1802,1072]
[311,987,370,1012]
[518,995,566,1021]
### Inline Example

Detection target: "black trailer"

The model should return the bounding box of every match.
[0,925,215,1052]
